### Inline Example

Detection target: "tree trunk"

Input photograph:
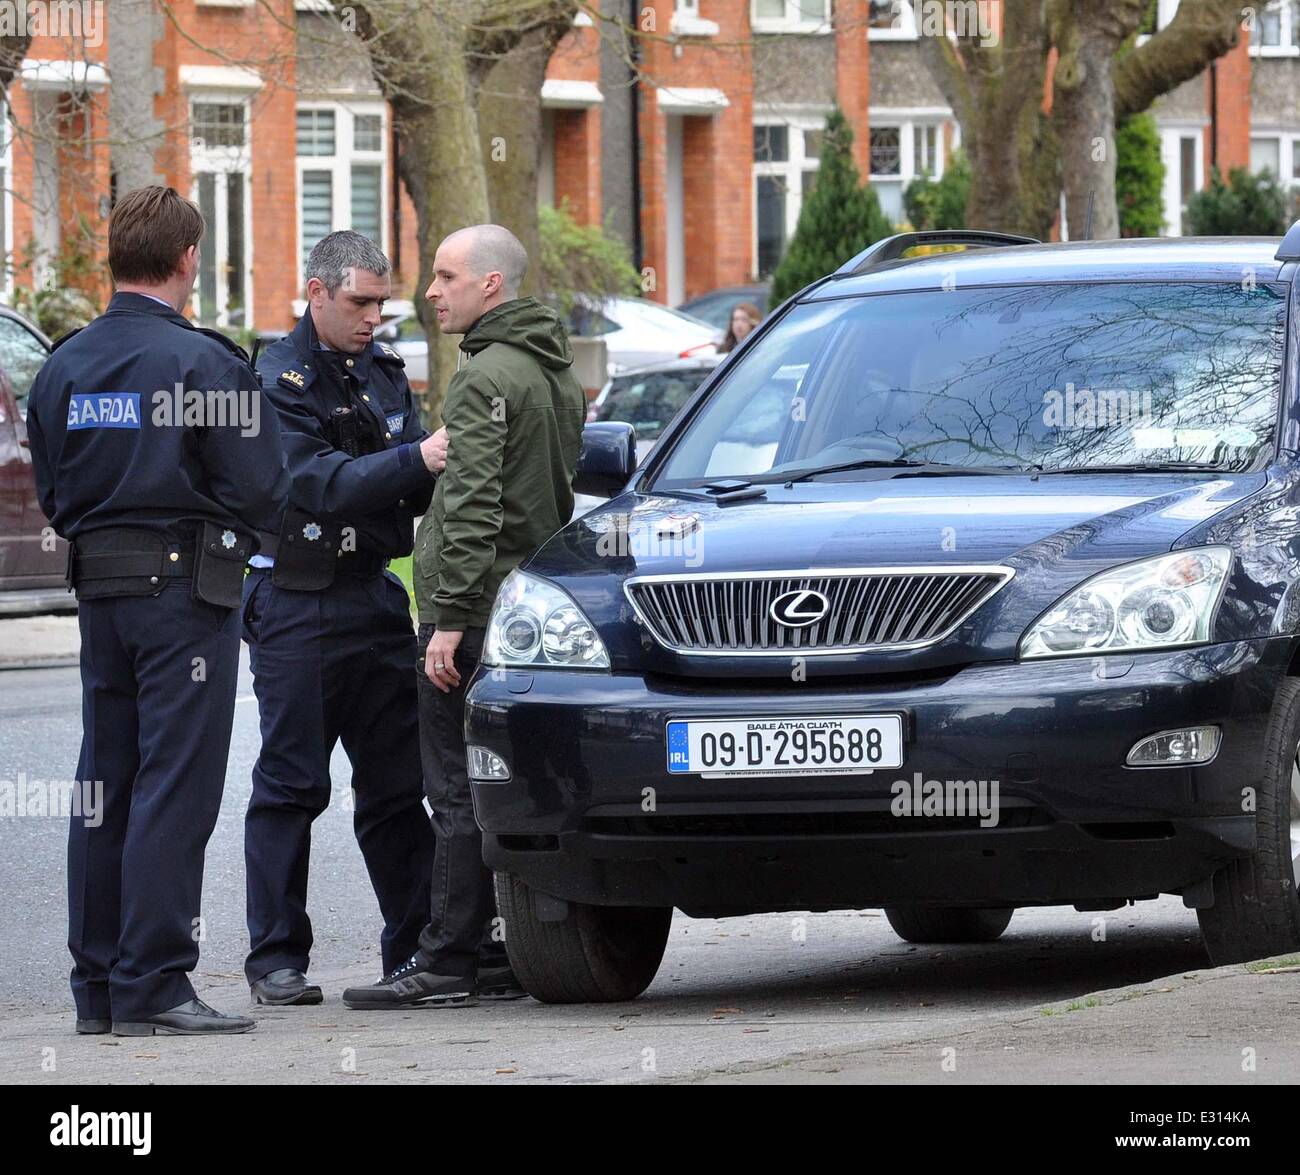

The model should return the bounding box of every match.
[477,25,567,298]
[917,0,1058,239]
[1052,0,1147,241]
[919,0,1244,241]
[353,0,574,423]
[387,53,490,423]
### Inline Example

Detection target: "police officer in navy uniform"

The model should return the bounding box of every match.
[242,231,444,1005]
[26,186,289,1036]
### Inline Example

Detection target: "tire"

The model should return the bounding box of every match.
[883,905,1014,944]
[494,871,673,1003]
[1197,677,1300,966]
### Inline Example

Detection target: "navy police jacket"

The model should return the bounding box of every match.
[26,292,289,546]
[256,310,435,559]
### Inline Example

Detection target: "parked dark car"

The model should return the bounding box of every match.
[467,229,1300,1002]
[586,356,721,433]
[573,357,722,517]
[0,307,70,613]
[677,283,770,332]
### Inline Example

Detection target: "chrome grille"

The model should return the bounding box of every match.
[624,566,1013,656]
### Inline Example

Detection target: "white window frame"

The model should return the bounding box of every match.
[294,99,390,281]
[673,0,720,36]
[1249,129,1300,183]
[1251,0,1300,56]
[868,0,917,40]
[752,108,830,275]
[866,112,949,183]
[866,110,951,227]
[189,92,254,329]
[750,0,832,35]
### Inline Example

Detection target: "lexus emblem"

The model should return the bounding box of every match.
[770,589,830,628]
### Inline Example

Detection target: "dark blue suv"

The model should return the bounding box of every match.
[467,229,1300,1003]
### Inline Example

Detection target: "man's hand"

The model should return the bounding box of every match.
[424,627,464,693]
[419,426,449,474]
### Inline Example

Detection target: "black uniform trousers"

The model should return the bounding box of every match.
[243,568,436,982]
[69,580,240,1024]
[414,624,508,979]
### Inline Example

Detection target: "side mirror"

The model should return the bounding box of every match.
[574,422,636,499]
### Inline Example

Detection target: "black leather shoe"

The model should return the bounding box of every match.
[112,998,256,1036]
[250,968,323,1006]
[478,965,528,1001]
[75,1018,111,1034]
[342,957,477,1009]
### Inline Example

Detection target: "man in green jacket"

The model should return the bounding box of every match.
[343,224,585,1009]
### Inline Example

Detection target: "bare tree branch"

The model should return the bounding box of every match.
[1115,0,1243,120]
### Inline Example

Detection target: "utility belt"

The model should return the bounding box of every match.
[259,507,387,590]
[69,522,254,608]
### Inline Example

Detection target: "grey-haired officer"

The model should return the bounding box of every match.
[242,231,443,1005]
[26,186,289,1036]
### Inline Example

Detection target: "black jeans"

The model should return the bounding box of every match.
[414,624,508,979]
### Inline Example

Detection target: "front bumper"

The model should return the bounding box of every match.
[465,639,1290,915]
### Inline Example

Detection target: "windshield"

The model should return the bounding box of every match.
[597,367,712,439]
[654,282,1286,485]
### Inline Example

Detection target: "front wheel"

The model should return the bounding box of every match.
[1197,678,1300,966]
[494,871,672,1003]
[883,905,1014,944]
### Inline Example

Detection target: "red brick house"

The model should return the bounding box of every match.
[0,0,1289,340]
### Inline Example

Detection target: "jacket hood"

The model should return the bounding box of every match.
[461,297,574,370]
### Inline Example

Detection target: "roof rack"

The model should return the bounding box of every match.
[1276,220,1300,262]
[834,230,1041,277]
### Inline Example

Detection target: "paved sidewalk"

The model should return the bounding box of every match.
[3,955,1297,1085]
[0,615,79,669]
[682,955,1300,1084]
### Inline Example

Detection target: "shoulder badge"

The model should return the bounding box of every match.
[280,369,306,389]
[373,341,405,365]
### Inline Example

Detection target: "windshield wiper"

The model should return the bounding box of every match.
[750,459,1019,485]
[1042,462,1226,474]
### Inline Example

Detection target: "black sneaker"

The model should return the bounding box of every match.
[341,957,477,1010]
[478,964,528,1001]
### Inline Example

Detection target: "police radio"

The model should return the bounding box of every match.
[328,405,360,458]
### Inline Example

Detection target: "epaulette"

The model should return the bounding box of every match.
[194,325,251,365]
[372,340,405,366]
[273,361,312,393]
[50,327,84,352]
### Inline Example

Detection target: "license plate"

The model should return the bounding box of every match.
[665,714,904,778]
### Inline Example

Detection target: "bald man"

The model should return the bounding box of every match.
[342,224,586,1009]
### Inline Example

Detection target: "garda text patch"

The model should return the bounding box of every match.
[67,392,141,430]
[386,411,404,434]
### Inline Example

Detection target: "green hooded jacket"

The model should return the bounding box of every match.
[414,297,586,629]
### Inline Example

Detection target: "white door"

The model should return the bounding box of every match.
[665,115,684,306]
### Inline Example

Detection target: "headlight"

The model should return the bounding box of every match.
[483,569,610,669]
[1019,547,1231,659]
